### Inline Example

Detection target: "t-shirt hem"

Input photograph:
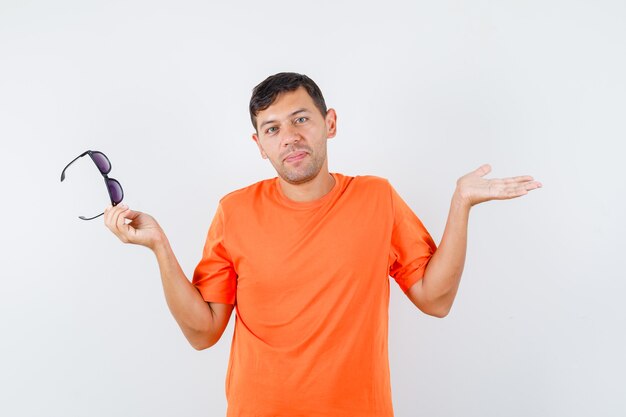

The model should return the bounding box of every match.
[401,262,430,294]
[196,287,236,304]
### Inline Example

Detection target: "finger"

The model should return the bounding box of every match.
[495,175,534,187]
[124,209,140,222]
[118,207,135,242]
[108,204,129,240]
[504,175,534,184]
[492,185,526,200]
[512,180,542,191]
[500,181,542,199]
[112,204,129,232]
[116,206,133,240]
[116,206,129,228]
[104,204,118,231]
[474,163,492,177]
[105,203,123,228]
[525,180,543,190]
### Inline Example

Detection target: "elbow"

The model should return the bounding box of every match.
[191,342,212,351]
[427,307,450,319]
[191,343,206,351]
[410,296,452,318]
[422,300,452,318]
[423,289,457,318]
[186,327,219,351]
[408,274,460,319]
[190,336,217,351]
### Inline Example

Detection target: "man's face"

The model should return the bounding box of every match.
[252,86,336,185]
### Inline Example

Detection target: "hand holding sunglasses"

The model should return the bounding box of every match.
[60,150,124,220]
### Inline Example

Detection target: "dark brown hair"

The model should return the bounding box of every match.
[249,72,327,131]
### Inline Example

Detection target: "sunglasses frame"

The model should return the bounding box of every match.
[60,150,124,220]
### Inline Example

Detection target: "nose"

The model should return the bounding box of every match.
[281,123,301,147]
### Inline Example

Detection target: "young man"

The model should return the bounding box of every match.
[104,72,542,416]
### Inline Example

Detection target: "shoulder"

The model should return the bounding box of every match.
[336,173,394,205]
[217,177,275,211]
[350,174,393,193]
[352,174,390,185]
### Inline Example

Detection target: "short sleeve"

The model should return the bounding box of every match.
[388,184,437,293]
[192,203,237,304]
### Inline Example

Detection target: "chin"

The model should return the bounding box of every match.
[280,168,321,185]
[280,174,315,185]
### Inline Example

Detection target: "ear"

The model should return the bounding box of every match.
[325,108,337,139]
[251,133,268,159]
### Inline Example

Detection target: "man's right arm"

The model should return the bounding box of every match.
[153,236,234,350]
[103,203,234,350]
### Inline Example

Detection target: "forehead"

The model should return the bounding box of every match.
[256,86,318,122]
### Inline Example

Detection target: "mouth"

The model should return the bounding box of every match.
[284,151,308,163]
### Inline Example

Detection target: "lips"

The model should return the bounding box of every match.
[284,151,308,162]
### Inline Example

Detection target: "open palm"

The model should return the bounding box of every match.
[456,164,542,207]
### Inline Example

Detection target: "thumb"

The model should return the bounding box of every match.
[124,209,141,221]
[474,163,492,177]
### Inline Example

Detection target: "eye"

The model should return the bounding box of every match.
[266,126,278,134]
[295,116,308,123]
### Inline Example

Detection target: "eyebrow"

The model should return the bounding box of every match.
[259,108,310,129]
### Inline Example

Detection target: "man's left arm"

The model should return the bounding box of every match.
[407,163,543,318]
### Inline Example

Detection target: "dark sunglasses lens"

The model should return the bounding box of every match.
[107,178,124,204]
[91,152,111,174]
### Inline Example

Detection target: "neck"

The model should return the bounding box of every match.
[278,167,335,202]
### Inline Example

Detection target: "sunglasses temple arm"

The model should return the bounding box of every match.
[79,212,105,221]
[60,151,90,181]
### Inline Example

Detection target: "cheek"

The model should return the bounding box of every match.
[259,138,276,153]
[263,144,281,160]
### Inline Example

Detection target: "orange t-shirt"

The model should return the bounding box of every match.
[192,172,436,417]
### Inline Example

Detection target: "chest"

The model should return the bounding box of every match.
[227,198,393,305]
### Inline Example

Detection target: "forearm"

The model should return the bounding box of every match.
[420,192,471,314]
[411,163,540,317]
[152,235,216,348]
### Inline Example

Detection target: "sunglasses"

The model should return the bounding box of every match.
[60,150,124,220]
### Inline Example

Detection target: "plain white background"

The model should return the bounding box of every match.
[1,1,625,416]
